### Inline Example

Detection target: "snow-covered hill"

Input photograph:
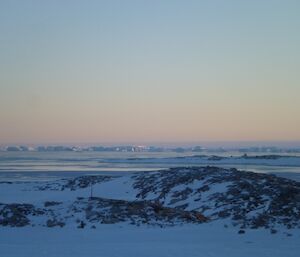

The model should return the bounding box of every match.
[1,167,299,233]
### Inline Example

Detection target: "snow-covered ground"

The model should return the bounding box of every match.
[0,166,300,257]
[1,223,299,257]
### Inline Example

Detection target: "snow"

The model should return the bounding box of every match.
[92,175,137,201]
[0,182,90,204]
[0,223,299,257]
[1,167,300,257]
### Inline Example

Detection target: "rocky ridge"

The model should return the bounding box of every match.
[1,167,299,232]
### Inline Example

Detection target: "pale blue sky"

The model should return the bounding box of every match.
[0,0,300,144]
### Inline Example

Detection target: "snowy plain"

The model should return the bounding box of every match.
[1,223,300,257]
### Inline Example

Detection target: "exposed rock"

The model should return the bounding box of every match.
[82,197,208,226]
[36,175,113,191]
[44,201,62,207]
[132,167,300,229]
[1,166,299,231]
[46,219,65,228]
[0,203,44,227]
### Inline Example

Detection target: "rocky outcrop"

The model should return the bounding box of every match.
[132,167,300,230]
[0,198,208,228]
[1,167,299,231]
[0,203,44,227]
[36,175,113,191]
[83,197,208,226]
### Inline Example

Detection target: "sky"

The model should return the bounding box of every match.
[0,0,300,145]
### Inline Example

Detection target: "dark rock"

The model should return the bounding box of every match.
[46,219,65,228]
[78,220,86,228]
[44,201,62,207]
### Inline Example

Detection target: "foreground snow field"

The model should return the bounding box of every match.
[0,166,300,257]
[1,223,300,257]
